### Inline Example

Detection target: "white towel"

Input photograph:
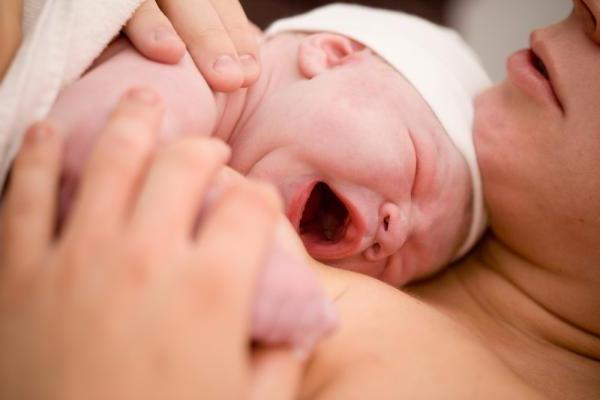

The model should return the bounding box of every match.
[0,0,143,190]
[266,4,492,259]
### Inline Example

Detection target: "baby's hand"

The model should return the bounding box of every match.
[252,230,339,356]
[207,169,339,356]
[125,0,260,92]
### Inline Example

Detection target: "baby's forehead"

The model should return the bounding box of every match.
[333,58,442,133]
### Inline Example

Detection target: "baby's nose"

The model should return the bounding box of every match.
[363,203,408,261]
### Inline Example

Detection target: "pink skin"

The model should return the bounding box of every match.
[236,34,472,286]
[50,31,471,348]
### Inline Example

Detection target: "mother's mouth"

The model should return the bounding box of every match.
[506,47,563,112]
[287,181,365,259]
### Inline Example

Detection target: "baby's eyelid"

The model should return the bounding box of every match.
[408,130,419,200]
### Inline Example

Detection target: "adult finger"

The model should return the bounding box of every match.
[251,348,303,400]
[0,123,62,272]
[130,138,229,248]
[189,182,282,335]
[125,0,186,64]
[157,0,244,92]
[65,88,163,238]
[209,0,260,87]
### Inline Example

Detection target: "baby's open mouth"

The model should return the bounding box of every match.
[289,181,364,260]
[300,182,349,244]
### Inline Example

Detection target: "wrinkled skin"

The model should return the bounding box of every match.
[50,31,471,348]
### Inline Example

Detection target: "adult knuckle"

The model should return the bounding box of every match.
[106,239,162,288]
[224,22,249,36]
[55,244,90,289]
[185,255,231,298]
[187,27,231,48]
[126,237,161,269]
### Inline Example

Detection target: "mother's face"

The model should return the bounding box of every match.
[474,0,600,259]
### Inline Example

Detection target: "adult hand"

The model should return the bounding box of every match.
[125,0,260,92]
[0,88,300,400]
[0,0,22,81]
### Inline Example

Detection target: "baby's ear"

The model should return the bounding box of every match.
[298,33,367,78]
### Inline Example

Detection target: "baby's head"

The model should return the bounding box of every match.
[230,4,490,286]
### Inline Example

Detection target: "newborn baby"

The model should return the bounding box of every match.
[50,5,489,348]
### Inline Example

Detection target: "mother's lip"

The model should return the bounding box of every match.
[286,180,366,260]
[506,48,563,111]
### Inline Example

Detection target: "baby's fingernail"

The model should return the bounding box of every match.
[240,54,258,75]
[126,87,160,104]
[213,55,241,75]
[153,27,176,42]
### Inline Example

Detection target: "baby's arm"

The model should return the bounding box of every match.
[49,41,339,353]
[50,38,218,181]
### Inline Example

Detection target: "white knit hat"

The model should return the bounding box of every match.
[266,3,491,259]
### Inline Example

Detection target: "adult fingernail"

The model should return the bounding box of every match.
[240,54,258,75]
[25,123,53,144]
[213,55,241,75]
[126,87,160,104]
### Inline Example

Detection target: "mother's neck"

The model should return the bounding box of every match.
[411,234,600,399]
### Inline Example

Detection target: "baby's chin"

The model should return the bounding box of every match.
[323,254,418,288]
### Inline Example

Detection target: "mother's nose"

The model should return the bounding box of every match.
[363,203,409,261]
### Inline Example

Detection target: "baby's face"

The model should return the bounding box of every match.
[229,58,472,286]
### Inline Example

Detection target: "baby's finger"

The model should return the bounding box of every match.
[158,0,244,92]
[209,0,260,87]
[130,138,229,248]
[125,0,186,64]
[66,88,163,238]
[0,123,62,273]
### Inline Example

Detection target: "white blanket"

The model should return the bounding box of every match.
[0,0,143,190]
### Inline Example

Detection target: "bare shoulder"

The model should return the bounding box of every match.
[303,265,544,400]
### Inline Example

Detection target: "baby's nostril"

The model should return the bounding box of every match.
[383,216,390,231]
